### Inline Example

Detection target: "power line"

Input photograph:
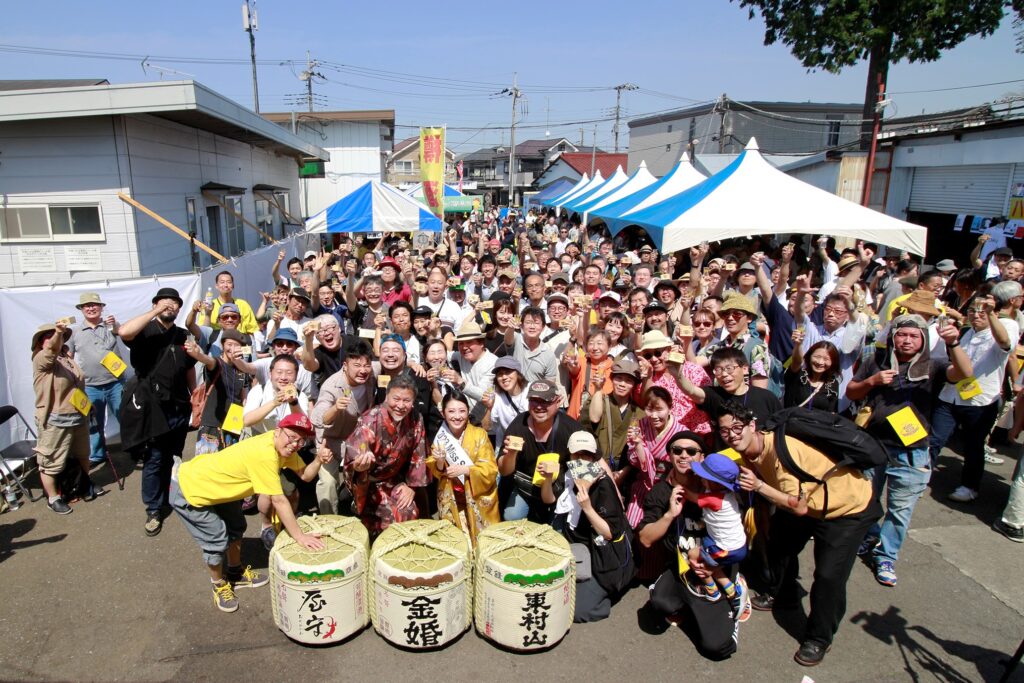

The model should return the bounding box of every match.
[887,78,1024,95]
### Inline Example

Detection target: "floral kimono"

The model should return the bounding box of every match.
[651,364,713,436]
[344,406,428,536]
[426,423,499,545]
[625,415,677,528]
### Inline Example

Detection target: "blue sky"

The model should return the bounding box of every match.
[2,0,1021,152]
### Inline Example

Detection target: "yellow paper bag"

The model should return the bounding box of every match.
[221,403,244,435]
[676,546,691,576]
[955,376,983,401]
[100,351,127,378]
[886,405,928,446]
[719,447,743,463]
[69,388,92,416]
[532,452,560,486]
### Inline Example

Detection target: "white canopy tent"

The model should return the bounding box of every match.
[590,152,707,233]
[542,172,589,207]
[578,161,657,225]
[552,170,604,215]
[616,139,928,256]
[563,166,629,213]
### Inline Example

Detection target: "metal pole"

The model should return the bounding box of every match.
[247,28,259,113]
[861,74,885,207]
[306,51,314,112]
[612,83,637,153]
[590,126,597,175]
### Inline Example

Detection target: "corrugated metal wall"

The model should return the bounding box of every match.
[908,164,1012,216]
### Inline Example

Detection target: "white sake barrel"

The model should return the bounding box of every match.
[270,515,369,645]
[474,519,575,651]
[369,519,472,649]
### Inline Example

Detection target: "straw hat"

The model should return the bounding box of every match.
[719,293,758,317]
[900,290,942,317]
[31,323,71,353]
[837,254,859,272]
[76,292,106,309]
[640,330,673,352]
[454,320,486,341]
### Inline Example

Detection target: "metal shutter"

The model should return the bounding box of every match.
[908,164,1011,216]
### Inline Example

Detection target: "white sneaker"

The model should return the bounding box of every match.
[984,453,1004,465]
[948,486,978,503]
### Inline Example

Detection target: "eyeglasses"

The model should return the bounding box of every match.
[693,321,714,327]
[823,307,848,316]
[721,310,747,320]
[219,314,240,321]
[639,349,664,359]
[718,423,748,438]
[282,432,308,448]
[528,397,557,406]
[712,364,741,375]
[967,308,987,314]
[669,445,703,456]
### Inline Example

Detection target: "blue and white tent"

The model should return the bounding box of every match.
[589,152,706,232]
[614,139,927,255]
[541,173,589,207]
[563,166,630,214]
[549,171,604,210]
[576,161,657,225]
[305,181,443,234]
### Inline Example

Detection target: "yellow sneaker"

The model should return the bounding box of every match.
[212,581,238,612]
[230,565,269,589]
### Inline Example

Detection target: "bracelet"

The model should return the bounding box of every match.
[946,341,960,349]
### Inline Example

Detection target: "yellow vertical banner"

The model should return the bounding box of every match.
[420,127,445,218]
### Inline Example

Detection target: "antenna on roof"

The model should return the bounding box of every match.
[141,59,196,81]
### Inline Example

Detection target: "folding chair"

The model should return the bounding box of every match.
[0,405,45,503]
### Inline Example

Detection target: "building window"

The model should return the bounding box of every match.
[667,124,673,133]
[395,160,414,174]
[225,196,245,256]
[255,199,273,245]
[827,116,843,147]
[0,204,104,242]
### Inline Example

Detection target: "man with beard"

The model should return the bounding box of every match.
[118,288,196,537]
[311,341,376,514]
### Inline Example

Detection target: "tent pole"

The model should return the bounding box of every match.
[118,192,228,263]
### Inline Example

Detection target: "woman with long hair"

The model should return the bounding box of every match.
[480,356,530,447]
[784,335,841,412]
[427,390,499,545]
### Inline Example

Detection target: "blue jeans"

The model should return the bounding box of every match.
[141,412,189,516]
[928,399,1001,491]
[502,486,531,521]
[85,381,124,463]
[868,446,931,564]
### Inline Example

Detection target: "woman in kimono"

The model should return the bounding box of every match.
[427,390,499,545]
[344,374,429,537]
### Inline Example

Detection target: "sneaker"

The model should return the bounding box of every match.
[983,453,1005,465]
[261,526,278,551]
[144,512,163,536]
[229,565,269,589]
[82,485,108,502]
[750,592,799,611]
[212,581,239,612]
[993,519,1024,543]
[874,559,897,587]
[857,535,879,557]
[48,497,73,515]
[794,640,831,667]
[735,575,752,623]
[948,486,978,503]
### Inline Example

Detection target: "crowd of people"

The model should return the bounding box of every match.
[26,209,1024,666]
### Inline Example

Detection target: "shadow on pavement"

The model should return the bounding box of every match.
[0,517,67,563]
[851,605,1011,682]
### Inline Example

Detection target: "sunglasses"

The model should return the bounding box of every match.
[639,350,664,359]
[721,310,747,320]
[669,445,703,456]
[219,314,240,321]
[693,321,714,327]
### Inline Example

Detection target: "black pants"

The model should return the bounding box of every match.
[649,569,737,660]
[765,500,881,647]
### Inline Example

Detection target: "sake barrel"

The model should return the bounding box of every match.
[270,515,369,645]
[474,519,575,651]
[369,519,472,649]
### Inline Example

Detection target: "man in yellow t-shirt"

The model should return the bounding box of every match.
[170,413,327,613]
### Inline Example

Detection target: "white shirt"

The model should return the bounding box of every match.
[243,380,310,434]
[421,297,464,329]
[252,356,315,399]
[938,319,1018,406]
[491,389,529,446]
[452,349,497,411]
[702,490,746,552]
[817,259,839,303]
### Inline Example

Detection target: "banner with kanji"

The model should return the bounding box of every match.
[420,127,445,218]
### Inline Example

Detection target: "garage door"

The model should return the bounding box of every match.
[908,164,1011,216]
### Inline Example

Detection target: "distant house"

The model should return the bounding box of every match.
[534,152,629,189]
[627,98,862,176]
[385,135,456,188]
[261,110,394,217]
[459,138,602,206]
[0,79,327,286]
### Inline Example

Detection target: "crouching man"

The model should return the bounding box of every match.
[169,413,326,612]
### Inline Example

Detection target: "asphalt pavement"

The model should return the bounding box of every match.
[1,438,1022,683]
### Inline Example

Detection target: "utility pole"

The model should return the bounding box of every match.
[717,93,727,154]
[242,1,259,113]
[590,125,597,175]
[612,82,638,153]
[502,74,521,207]
[300,51,324,112]
[861,74,886,207]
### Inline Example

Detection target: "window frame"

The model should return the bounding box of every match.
[0,203,106,243]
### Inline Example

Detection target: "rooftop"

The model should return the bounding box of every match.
[629,98,862,128]
[556,152,628,179]
[0,78,109,91]
[0,79,328,160]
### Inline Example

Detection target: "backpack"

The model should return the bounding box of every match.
[763,407,887,516]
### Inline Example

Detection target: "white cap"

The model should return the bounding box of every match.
[567,430,598,454]
[598,291,621,305]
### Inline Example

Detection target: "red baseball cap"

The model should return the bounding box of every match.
[278,413,314,435]
[379,257,401,271]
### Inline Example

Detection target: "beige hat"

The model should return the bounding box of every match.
[76,292,105,309]
[567,430,598,454]
[900,290,941,317]
[31,323,71,353]
[640,330,673,352]
[837,253,859,272]
[454,320,486,341]
[720,293,758,317]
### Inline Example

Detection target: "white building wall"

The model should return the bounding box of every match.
[282,120,384,217]
[628,111,718,176]
[0,116,139,287]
